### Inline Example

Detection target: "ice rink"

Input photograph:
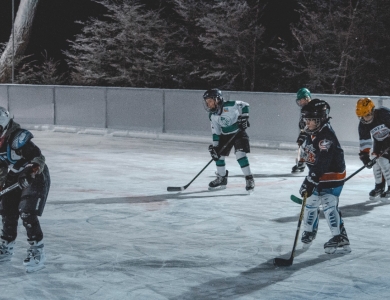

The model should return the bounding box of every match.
[0,129,389,300]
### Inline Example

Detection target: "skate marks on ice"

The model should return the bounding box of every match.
[171,252,342,300]
[272,200,390,223]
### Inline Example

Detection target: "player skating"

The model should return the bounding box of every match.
[298,99,351,254]
[292,88,312,174]
[202,88,255,193]
[356,97,390,200]
[0,107,50,272]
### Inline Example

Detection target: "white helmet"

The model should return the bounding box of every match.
[0,107,11,137]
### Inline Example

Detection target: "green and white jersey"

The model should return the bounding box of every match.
[209,100,249,145]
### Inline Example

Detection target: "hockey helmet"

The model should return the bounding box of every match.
[356,97,375,124]
[301,99,330,134]
[296,88,311,106]
[203,88,224,113]
[0,107,11,138]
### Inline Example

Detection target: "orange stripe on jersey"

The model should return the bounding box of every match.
[319,170,346,182]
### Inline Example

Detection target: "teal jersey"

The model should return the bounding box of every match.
[209,100,249,144]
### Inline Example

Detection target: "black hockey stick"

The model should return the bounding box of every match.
[290,147,390,204]
[167,130,241,192]
[273,192,308,267]
[0,183,20,196]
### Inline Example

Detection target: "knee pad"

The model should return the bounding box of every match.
[20,212,43,242]
[303,195,320,231]
[372,162,384,184]
[20,212,39,228]
[377,157,390,183]
[321,194,341,235]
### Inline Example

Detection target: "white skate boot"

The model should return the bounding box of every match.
[0,239,15,262]
[23,240,46,273]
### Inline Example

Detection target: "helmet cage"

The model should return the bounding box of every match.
[301,99,329,134]
[202,89,224,113]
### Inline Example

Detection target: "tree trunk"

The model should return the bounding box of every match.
[0,0,40,83]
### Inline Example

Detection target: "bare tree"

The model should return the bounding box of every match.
[0,0,40,83]
[65,0,179,88]
[270,1,371,94]
[196,0,266,91]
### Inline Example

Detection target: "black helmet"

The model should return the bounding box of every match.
[202,88,224,113]
[301,99,330,134]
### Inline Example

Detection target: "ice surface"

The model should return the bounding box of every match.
[0,130,388,300]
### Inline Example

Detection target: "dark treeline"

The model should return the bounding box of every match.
[1,0,390,95]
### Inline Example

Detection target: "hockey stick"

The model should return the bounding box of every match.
[167,130,241,192]
[273,192,308,267]
[0,183,20,196]
[289,146,390,204]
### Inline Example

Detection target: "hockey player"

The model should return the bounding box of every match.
[356,97,390,200]
[0,107,50,272]
[292,87,312,174]
[299,99,351,254]
[202,88,255,193]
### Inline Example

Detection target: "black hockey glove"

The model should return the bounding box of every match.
[208,145,221,161]
[237,116,249,130]
[299,173,319,198]
[17,164,39,189]
[296,130,307,147]
[359,151,376,169]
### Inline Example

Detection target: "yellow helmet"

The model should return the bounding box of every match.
[356,97,375,118]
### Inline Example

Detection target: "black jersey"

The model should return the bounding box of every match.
[303,123,346,189]
[358,107,390,154]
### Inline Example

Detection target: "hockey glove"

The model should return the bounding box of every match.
[359,151,376,169]
[299,173,319,198]
[237,116,249,130]
[17,164,39,189]
[208,145,221,161]
[296,130,307,147]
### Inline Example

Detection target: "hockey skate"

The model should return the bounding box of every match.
[0,239,15,262]
[301,230,317,249]
[291,161,305,174]
[324,226,351,254]
[23,240,46,273]
[380,187,390,201]
[245,175,255,194]
[369,182,385,200]
[208,170,228,191]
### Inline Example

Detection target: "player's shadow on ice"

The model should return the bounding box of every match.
[51,190,248,205]
[230,173,305,178]
[171,249,341,300]
[272,199,390,223]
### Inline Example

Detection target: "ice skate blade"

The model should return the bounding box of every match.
[208,185,227,191]
[380,197,390,203]
[369,195,380,201]
[324,245,351,254]
[302,242,312,250]
[246,189,254,195]
[25,264,45,273]
[291,170,305,175]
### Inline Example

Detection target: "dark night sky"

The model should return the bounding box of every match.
[0,0,298,68]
